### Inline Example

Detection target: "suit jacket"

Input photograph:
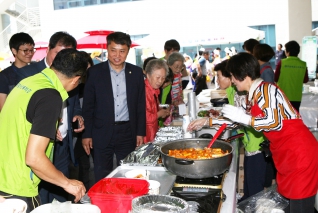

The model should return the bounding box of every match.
[18,59,81,163]
[82,61,146,148]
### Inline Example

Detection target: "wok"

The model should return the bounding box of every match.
[210,98,229,107]
[160,138,233,179]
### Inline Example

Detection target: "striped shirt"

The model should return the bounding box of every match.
[171,73,183,103]
[251,82,301,132]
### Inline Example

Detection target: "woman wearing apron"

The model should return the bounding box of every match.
[222,52,318,213]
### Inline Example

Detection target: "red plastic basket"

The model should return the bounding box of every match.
[88,178,149,213]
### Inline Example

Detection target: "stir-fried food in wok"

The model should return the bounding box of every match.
[168,148,229,160]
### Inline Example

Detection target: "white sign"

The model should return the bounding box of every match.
[301,36,317,79]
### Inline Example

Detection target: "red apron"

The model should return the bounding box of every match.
[251,85,318,199]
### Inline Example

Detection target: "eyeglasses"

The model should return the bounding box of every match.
[172,66,184,71]
[18,49,35,54]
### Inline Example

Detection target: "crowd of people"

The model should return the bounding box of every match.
[0,30,317,213]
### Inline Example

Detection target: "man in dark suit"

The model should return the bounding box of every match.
[17,31,85,203]
[82,32,146,182]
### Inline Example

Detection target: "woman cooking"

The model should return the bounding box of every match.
[221,52,318,213]
[144,59,170,143]
[188,59,269,201]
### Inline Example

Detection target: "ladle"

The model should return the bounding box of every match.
[207,123,227,148]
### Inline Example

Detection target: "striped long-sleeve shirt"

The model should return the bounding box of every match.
[250,81,301,132]
[171,73,183,106]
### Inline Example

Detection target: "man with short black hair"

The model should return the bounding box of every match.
[18,31,84,204]
[0,49,87,212]
[82,31,146,183]
[275,43,285,65]
[162,39,180,61]
[0,32,34,111]
[275,40,309,111]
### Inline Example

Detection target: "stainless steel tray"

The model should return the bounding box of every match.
[106,165,177,195]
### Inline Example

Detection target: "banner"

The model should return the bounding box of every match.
[301,36,317,79]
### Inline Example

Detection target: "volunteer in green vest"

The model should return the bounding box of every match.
[0,48,88,212]
[187,60,268,201]
[274,40,309,112]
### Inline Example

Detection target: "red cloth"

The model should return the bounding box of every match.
[251,83,318,199]
[144,79,160,143]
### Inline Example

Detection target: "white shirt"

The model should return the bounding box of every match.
[58,101,68,139]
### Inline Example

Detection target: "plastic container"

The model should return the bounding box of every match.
[147,180,160,195]
[88,178,149,213]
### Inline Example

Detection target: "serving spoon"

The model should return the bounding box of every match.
[207,123,227,148]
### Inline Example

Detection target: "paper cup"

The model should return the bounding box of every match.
[148,180,160,195]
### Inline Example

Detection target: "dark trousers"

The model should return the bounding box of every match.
[39,136,70,204]
[77,153,94,190]
[240,153,267,201]
[74,134,94,191]
[290,101,301,112]
[284,194,316,213]
[264,157,277,187]
[0,191,41,213]
[93,122,135,183]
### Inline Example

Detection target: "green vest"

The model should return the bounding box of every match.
[226,86,266,152]
[277,56,307,101]
[0,68,68,197]
[226,86,235,105]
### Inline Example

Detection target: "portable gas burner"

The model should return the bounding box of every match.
[174,174,224,189]
[171,174,227,213]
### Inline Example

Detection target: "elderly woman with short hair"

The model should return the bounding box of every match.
[144,59,170,143]
[166,52,185,117]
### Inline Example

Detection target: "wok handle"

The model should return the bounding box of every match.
[175,159,194,165]
[225,133,245,142]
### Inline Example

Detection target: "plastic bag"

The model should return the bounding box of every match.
[237,184,289,213]
[51,199,72,213]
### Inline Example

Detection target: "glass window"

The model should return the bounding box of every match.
[53,0,141,10]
